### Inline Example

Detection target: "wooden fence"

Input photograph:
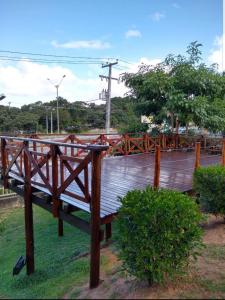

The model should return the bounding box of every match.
[15,132,224,157]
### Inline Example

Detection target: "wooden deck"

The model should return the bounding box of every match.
[1,135,224,289]
[8,150,221,220]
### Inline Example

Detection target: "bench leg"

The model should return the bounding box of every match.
[105,223,112,241]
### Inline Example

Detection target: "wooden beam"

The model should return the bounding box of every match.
[195,142,201,170]
[23,141,35,275]
[90,150,102,289]
[51,145,59,217]
[105,223,112,240]
[153,145,160,189]
[1,138,8,189]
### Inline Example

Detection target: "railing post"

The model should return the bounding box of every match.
[195,142,201,170]
[153,145,160,189]
[222,139,225,166]
[71,134,75,156]
[51,144,63,236]
[143,133,148,153]
[124,134,128,156]
[23,141,35,275]
[162,134,166,149]
[1,138,8,189]
[51,145,59,217]
[100,134,105,145]
[33,141,37,161]
[90,149,102,289]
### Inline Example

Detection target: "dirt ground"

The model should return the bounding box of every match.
[65,215,225,299]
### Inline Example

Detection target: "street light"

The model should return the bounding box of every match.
[0,94,6,101]
[47,75,66,134]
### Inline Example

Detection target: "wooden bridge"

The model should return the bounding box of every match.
[0,135,225,288]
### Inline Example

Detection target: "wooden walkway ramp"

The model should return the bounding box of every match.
[0,136,224,289]
[7,150,221,221]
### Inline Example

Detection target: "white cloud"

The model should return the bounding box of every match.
[51,40,111,49]
[151,12,165,22]
[208,35,224,72]
[0,57,161,107]
[172,2,180,8]
[125,29,142,39]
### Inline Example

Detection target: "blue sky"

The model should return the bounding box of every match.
[0,0,223,106]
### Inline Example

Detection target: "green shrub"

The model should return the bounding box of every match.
[116,187,203,285]
[193,165,225,216]
[118,121,148,135]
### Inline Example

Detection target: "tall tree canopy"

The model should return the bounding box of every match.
[122,41,225,133]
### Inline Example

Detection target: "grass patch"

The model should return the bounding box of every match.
[0,206,91,299]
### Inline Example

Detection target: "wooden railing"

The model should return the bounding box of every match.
[0,136,108,288]
[1,133,224,162]
[17,133,194,156]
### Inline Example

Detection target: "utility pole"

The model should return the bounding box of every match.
[50,110,53,134]
[99,61,118,134]
[46,114,49,134]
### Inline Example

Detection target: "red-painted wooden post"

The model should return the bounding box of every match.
[162,134,166,149]
[195,142,201,170]
[105,223,112,240]
[1,138,8,189]
[51,144,59,217]
[51,144,63,236]
[71,135,75,156]
[143,133,148,153]
[33,141,37,161]
[222,139,225,166]
[23,141,35,275]
[124,134,129,156]
[90,149,102,289]
[153,145,160,189]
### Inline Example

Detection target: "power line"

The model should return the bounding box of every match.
[0,50,116,61]
[0,50,136,66]
[0,57,106,65]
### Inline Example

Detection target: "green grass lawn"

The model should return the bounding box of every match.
[0,206,93,299]
[1,205,225,299]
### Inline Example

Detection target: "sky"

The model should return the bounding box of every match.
[0,0,223,107]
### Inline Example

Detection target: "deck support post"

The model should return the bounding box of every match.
[154,145,160,189]
[51,145,63,236]
[162,134,166,149]
[195,142,201,170]
[105,223,112,240]
[1,138,8,189]
[222,139,225,166]
[90,149,102,289]
[24,141,35,275]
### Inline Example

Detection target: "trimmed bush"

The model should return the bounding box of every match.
[193,165,225,216]
[116,187,203,284]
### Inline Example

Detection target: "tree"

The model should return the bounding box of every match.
[122,42,225,134]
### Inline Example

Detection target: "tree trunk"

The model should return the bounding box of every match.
[186,123,189,135]
[171,113,174,133]
[175,117,179,134]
